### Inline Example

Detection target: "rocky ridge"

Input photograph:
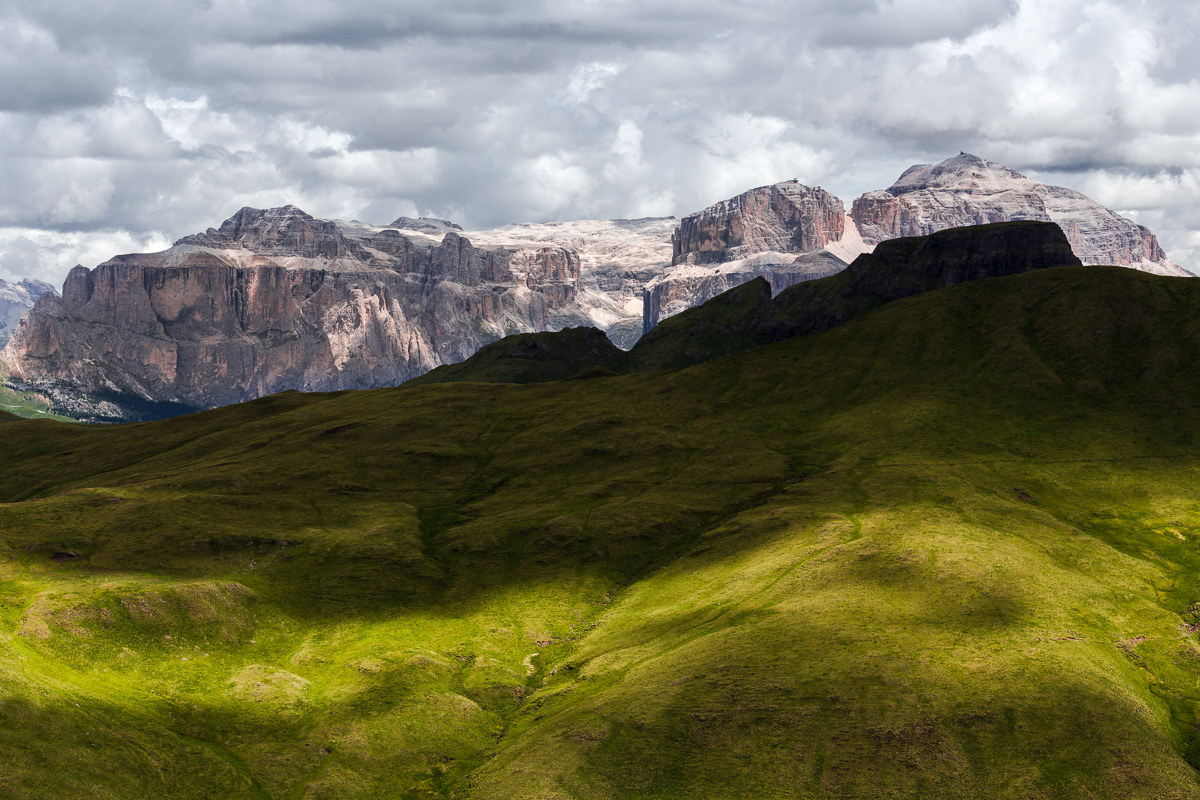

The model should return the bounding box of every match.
[639,153,1189,331]
[641,182,851,332]
[417,221,1085,383]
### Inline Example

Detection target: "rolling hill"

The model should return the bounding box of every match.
[3,261,1200,797]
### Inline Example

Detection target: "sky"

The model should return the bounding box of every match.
[1,0,1199,285]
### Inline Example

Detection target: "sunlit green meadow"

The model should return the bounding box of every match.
[4,266,1200,797]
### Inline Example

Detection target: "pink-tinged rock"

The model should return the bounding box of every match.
[850,153,1190,276]
[0,206,593,413]
[671,181,845,266]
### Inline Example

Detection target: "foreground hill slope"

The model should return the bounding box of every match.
[4,266,1200,796]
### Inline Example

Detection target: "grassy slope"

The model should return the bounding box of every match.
[411,327,625,386]
[2,266,1200,797]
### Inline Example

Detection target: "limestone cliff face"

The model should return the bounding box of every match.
[1,207,590,416]
[643,183,849,332]
[850,153,1189,276]
[0,278,55,346]
[3,153,1192,419]
[671,181,844,266]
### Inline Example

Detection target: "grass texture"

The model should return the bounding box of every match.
[2,266,1200,797]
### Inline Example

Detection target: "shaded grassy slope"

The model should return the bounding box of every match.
[413,326,625,385]
[3,266,1200,797]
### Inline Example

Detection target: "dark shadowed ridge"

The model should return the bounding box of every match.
[409,326,625,386]
[416,220,1083,383]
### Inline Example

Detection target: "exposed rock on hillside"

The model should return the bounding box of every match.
[418,221,1084,382]
[0,207,627,417]
[643,182,850,331]
[671,181,845,265]
[851,153,1188,276]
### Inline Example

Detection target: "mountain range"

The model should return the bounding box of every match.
[0,153,1188,421]
[416,220,1083,383]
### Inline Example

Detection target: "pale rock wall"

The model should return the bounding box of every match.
[1,208,585,412]
[0,278,56,346]
[671,181,845,265]
[850,153,1189,276]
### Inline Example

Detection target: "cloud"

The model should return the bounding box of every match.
[0,15,115,112]
[1,0,1199,283]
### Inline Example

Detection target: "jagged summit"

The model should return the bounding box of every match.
[175,205,312,242]
[173,205,365,260]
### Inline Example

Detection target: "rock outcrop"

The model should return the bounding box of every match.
[643,182,850,332]
[850,153,1189,276]
[0,278,55,346]
[417,221,1086,382]
[671,181,845,265]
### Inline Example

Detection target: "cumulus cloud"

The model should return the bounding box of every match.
[2,0,1200,283]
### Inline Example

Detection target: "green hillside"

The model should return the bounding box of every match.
[3,265,1200,797]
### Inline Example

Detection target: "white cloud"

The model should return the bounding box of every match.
[0,0,1198,279]
[0,227,172,284]
[565,61,623,105]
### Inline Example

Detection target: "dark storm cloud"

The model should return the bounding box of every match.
[0,0,1198,284]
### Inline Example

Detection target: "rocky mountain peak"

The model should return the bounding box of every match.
[853,154,1189,276]
[174,205,363,260]
[888,152,1028,195]
[671,181,845,266]
[389,216,464,234]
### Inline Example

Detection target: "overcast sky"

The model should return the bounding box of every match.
[2,0,1199,284]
